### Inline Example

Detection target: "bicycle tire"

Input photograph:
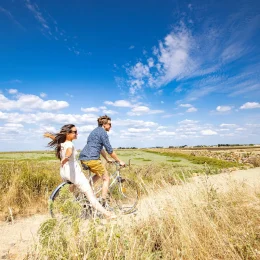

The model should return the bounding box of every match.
[49,182,93,220]
[109,178,140,214]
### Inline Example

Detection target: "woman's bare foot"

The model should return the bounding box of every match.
[104,211,117,220]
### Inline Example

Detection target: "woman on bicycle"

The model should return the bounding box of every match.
[44,124,116,220]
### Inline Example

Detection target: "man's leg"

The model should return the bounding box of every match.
[91,174,101,184]
[101,169,110,200]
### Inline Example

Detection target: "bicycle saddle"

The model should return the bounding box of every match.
[81,162,90,171]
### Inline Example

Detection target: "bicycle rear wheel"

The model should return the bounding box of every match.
[49,182,92,220]
[110,178,139,214]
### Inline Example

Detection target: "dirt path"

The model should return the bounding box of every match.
[1,167,260,259]
[0,214,48,259]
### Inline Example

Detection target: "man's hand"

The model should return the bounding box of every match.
[119,160,126,167]
[106,159,114,164]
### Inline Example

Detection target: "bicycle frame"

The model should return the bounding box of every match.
[88,162,126,194]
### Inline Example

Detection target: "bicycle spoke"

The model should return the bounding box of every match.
[112,178,139,214]
[49,184,93,220]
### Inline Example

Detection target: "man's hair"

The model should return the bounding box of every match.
[97,115,111,126]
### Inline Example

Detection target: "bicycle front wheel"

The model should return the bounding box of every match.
[49,182,91,220]
[110,178,140,214]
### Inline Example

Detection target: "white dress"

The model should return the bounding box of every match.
[59,141,109,215]
[60,141,90,193]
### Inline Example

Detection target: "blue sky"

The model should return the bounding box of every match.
[0,0,260,151]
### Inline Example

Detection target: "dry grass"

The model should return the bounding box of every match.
[29,174,260,260]
[0,160,60,220]
[248,157,260,167]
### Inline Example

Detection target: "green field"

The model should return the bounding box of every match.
[0,149,203,169]
[0,151,55,161]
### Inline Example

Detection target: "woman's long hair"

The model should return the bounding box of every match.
[46,124,75,160]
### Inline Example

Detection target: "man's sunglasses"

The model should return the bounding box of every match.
[70,130,78,134]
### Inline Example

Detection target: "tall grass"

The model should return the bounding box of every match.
[0,158,218,221]
[30,175,260,259]
[0,160,60,220]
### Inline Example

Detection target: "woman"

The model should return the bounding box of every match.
[44,124,116,219]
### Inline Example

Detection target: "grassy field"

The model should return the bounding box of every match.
[1,149,260,259]
[0,149,210,220]
[0,148,252,221]
[0,151,55,161]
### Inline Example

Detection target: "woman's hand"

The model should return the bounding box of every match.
[61,158,69,167]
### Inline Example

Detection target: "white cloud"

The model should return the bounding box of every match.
[81,107,99,113]
[0,7,24,29]
[147,58,154,68]
[178,119,198,125]
[158,131,176,136]
[240,102,260,109]
[220,124,237,128]
[40,92,47,98]
[102,109,118,115]
[180,104,192,108]
[41,125,57,133]
[0,111,98,125]
[0,93,69,111]
[114,119,158,128]
[126,25,194,94]
[156,90,163,95]
[8,89,18,94]
[104,100,132,107]
[216,105,232,112]
[78,125,96,133]
[187,107,197,112]
[4,123,24,128]
[162,114,174,118]
[127,106,164,116]
[157,126,167,130]
[128,128,150,133]
[201,129,217,135]
[129,45,135,50]
[25,0,50,30]
[65,93,74,98]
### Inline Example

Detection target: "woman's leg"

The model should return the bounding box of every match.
[74,168,114,217]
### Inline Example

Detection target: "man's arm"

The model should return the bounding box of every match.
[109,151,125,166]
[100,149,111,162]
[100,130,125,165]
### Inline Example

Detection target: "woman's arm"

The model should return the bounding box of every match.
[43,132,55,140]
[61,147,73,166]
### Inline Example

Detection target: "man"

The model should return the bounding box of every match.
[79,115,125,206]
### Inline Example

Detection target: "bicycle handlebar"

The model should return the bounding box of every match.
[110,161,128,168]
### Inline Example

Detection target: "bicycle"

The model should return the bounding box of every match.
[49,161,140,220]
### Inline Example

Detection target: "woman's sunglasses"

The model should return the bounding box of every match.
[70,130,78,134]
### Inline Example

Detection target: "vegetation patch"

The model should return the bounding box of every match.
[145,150,243,170]
[33,182,260,260]
[0,160,60,220]
[166,159,181,163]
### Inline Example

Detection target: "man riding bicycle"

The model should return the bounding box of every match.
[79,115,125,206]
